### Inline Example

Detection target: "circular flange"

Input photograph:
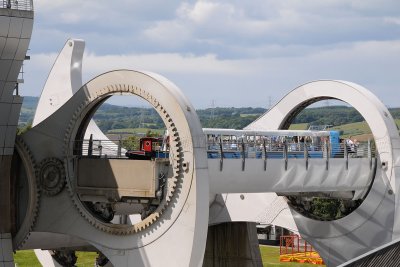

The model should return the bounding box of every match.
[63,75,187,236]
[38,158,66,196]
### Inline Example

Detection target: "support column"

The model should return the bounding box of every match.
[0,156,15,267]
[0,156,12,233]
[203,222,263,267]
[0,233,14,267]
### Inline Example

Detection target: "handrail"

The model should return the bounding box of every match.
[75,139,169,159]
[241,139,246,171]
[283,141,288,170]
[325,141,329,170]
[207,139,376,171]
[207,140,376,159]
[74,138,376,166]
[1,0,33,11]
[219,137,223,171]
[263,139,267,171]
[304,144,309,170]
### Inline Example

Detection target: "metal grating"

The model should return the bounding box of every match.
[340,238,400,267]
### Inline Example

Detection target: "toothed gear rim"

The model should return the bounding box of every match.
[64,82,184,235]
[13,137,40,249]
[38,158,66,196]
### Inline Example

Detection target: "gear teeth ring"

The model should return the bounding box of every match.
[13,137,40,249]
[63,83,185,236]
[38,157,66,196]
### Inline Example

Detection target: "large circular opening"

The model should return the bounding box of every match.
[70,94,178,233]
[280,99,377,221]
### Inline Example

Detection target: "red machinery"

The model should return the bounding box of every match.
[125,137,167,160]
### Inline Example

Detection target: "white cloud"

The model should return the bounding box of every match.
[137,0,400,59]
[181,2,235,24]
[22,39,400,109]
[23,0,400,108]
[35,0,102,24]
[82,52,247,76]
[143,21,191,48]
[384,17,400,25]
[31,0,400,59]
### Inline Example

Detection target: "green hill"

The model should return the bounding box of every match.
[332,122,371,136]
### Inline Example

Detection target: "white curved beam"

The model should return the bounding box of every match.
[245,80,400,265]
[33,38,122,157]
[34,250,62,267]
[209,192,298,233]
[33,39,84,127]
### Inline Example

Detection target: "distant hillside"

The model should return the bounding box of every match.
[19,96,38,125]
[18,97,400,134]
[93,104,164,132]
[197,107,266,129]
[293,106,364,126]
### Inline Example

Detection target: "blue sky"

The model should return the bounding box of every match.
[23,0,400,108]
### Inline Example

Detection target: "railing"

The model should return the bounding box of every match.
[279,235,324,265]
[208,139,376,171]
[1,0,33,11]
[280,235,314,256]
[207,140,375,159]
[75,139,126,158]
[74,139,168,159]
[73,138,375,166]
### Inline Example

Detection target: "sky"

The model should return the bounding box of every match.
[22,0,400,109]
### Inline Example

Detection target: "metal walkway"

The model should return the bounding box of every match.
[75,129,376,201]
[205,129,375,198]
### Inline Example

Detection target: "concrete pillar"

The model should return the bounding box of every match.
[203,222,263,267]
[0,233,14,267]
[0,156,12,233]
[0,156,14,266]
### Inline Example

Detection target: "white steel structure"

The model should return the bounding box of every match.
[14,41,399,267]
[1,2,400,266]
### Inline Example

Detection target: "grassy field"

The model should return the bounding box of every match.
[291,120,400,137]
[14,250,41,267]
[14,246,325,267]
[289,123,309,130]
[240,113,264,117]
[331,121,372,137]
[290,121,373,137]
[290,121,376,141]
[332,120,400,138]
[15,251,98,267]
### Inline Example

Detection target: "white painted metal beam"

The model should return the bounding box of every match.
[208,158,373,194]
